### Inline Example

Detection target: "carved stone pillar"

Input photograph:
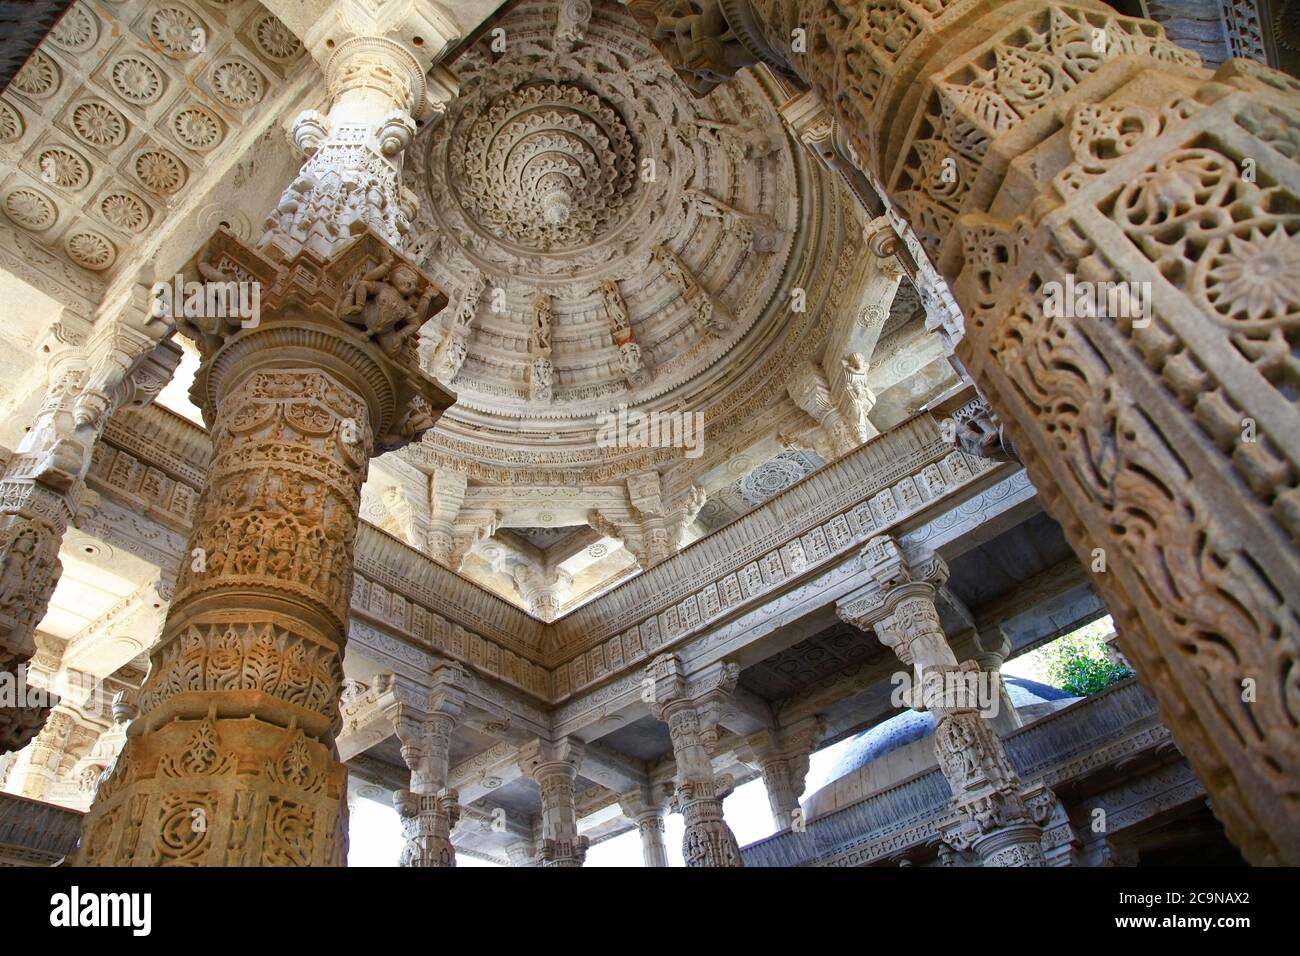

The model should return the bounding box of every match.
[505,841,536,867]
[744,718,820,831]
[756,754,803,832]
[519,738,588,867]
[629,0,1300,867]
[14,703,77,800]
[391,663,465,867]
[73,3,457,868]
[74,231,452,866]
[839,536,1051,866]
[952,628,1023,737]
[0,308,177,755]
[619,787,670,867]
[646,654,743,867]
[260,5,459,261]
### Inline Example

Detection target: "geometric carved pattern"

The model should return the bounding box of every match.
[0,0,305,305]
[684,0,1300,865]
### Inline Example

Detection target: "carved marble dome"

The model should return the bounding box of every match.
[403,0,856,483]
[450,81,639,249]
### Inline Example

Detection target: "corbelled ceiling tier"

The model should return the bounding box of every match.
[452,80,639,249]
[402,0,857,484]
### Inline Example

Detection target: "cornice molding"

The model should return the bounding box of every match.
[80,398,1011,709]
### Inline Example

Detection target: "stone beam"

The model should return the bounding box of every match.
[449,742,524,806]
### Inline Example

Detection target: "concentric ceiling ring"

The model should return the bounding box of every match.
[450,82,638,250]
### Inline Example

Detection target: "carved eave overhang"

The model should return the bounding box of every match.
[545,416,1014,706]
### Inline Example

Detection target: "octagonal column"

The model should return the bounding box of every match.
[838,537,1051,866]
[0,310,177,755]
[629,0,1300,867]
[646,654,743,867]
[619,787,670,867]
[743,717,821,832]
[74,228,453,866]
[519,738,588,867]
[391,662,465,867]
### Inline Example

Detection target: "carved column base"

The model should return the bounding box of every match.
[680,794,743,868]
[395,788,459,867]
[76,715,347,866]
[537,836,589,867]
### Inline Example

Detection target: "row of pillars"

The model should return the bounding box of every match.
[388,550,1038,869]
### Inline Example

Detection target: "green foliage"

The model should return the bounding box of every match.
[1058,653,1134,696]
[1003,616,1133,694]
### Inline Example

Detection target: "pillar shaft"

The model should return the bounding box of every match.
[647,654,743,867]
[840,537,1049,866]
[521,739,588,867]
[629,0,1300,867]
[619,788,671,867]
[392,665,465,867]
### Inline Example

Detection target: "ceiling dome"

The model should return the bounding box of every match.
[400,1,862,484]
[451,81,639,250]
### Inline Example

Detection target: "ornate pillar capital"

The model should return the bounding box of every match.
[261,1,461,260]
[619,785,671,867]
[183,228,452,452]
[837,537,951,678]
[303,0,460,121]
[520,737,588,867]
[742,718,822,831]
[505,841,536,867]
[518,736,586,781]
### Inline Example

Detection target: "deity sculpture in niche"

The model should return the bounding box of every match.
[339,251,438,357]
[646,0,753,95]
[531,292,554,356]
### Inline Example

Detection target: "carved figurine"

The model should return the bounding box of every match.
[339,251,436,357]
[530,293,553,355]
